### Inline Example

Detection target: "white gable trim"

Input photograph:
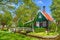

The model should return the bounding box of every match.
[37,10,47,20]
[41,11,48,20]
[37,10,53,21]
[37,10,41,15]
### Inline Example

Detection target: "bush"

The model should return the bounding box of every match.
[3,27,8,31]
[34,27,45,33]
[49,22,57,32]
[57,25,60,34]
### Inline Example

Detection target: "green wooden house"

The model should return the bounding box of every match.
[34,6,53,28]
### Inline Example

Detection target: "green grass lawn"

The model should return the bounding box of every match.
[0,30,39,40]
[29,32,58,37]
[32,27,59,37]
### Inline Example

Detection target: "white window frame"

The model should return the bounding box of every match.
[36,22,39,27]
[43,21,46,27]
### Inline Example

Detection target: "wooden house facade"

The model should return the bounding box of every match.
[34,6,53,28]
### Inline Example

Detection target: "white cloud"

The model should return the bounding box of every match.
[38,1,43,4]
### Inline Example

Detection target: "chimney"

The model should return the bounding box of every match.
[43,6,45,12]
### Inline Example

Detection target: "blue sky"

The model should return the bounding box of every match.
[15,0,52,15]
[0,0,52,16]
[34,0,52,15]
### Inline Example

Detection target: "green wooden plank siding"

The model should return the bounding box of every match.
[36,12,47,22]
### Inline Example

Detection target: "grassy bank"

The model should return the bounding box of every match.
[0,31,39,40]
[29,32,58,37]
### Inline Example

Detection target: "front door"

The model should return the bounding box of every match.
[40,22,43,27]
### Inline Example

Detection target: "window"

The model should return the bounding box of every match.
[36,22,39,27]
[43,21,46,27]
[39,16,42,18]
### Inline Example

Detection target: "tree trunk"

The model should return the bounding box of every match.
[7,25,9,31]
[2,25,4,30]
[32,23,34,32]
[46,21,49,34]
[55,26,57,33]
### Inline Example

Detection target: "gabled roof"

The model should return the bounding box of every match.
[41,11,53,21]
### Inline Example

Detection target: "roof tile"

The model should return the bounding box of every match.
[42,11,53,21]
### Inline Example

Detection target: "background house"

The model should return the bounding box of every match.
[34,6,53,28]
